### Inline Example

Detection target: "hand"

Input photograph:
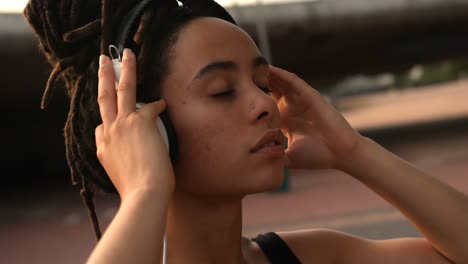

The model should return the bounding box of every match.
[95,49,174,201]
[269,66,364,170]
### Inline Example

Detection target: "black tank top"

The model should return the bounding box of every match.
[252,232,302,264]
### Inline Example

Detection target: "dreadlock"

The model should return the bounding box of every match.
[23,0,236,241]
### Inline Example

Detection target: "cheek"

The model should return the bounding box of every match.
[187,120,226,157]
[170,93,238,155]
[171,101,233,168]
[172,113,232,192]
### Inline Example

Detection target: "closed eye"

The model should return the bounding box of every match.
[259,86,272,94]
[212,89,234,98]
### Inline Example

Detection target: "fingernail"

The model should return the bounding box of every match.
[99,55,108,66]
[123,48,133,59]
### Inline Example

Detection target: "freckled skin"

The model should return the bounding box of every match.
[160,18,287,197]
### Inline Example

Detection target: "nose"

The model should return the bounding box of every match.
[246,84,279,126]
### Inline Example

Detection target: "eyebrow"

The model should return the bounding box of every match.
[193,56,269,80]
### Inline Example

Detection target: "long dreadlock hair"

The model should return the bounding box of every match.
[23,0,236,240]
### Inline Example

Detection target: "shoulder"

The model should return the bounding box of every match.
[275,229,451,264]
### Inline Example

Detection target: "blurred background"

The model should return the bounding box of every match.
[1,0,468,263]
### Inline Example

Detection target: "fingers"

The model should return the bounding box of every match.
[269,65,331,110]
[98,49,164,127]
[139,99,167,119]
[97,55,117,125]
[269,65,309,97]
[95,124,104,160]
[117,49,137,117]
[95,124,104,141]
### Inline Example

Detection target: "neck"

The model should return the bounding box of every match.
[165,190,246,264]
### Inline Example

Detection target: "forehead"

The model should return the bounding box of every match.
[169,17,261,78]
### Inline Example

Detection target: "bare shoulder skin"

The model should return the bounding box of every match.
[277,229,450,264]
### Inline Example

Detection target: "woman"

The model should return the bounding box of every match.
[23,0,468,263]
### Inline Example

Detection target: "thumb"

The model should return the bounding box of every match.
[139,99,167,119]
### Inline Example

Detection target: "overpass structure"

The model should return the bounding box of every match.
[2,0,468,105]
[229,0,468,85]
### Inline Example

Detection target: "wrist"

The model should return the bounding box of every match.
[334,135,375,174]
[118,168,175,203]
[120,184,173,207]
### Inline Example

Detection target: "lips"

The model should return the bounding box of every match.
[250,129,285,153]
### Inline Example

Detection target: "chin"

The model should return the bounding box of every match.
[248,165,285,194]
[174,158,286,197]
[268,171,286,191]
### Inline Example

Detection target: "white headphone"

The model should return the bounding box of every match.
[109,45,170,152]
[109,44,168,264]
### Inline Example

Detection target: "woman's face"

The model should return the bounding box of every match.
[162,17,287,197]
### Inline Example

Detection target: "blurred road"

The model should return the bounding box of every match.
[1,80,468,264]
[337,79,468,131]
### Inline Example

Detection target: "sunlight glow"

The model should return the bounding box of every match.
[0,0,28,13]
